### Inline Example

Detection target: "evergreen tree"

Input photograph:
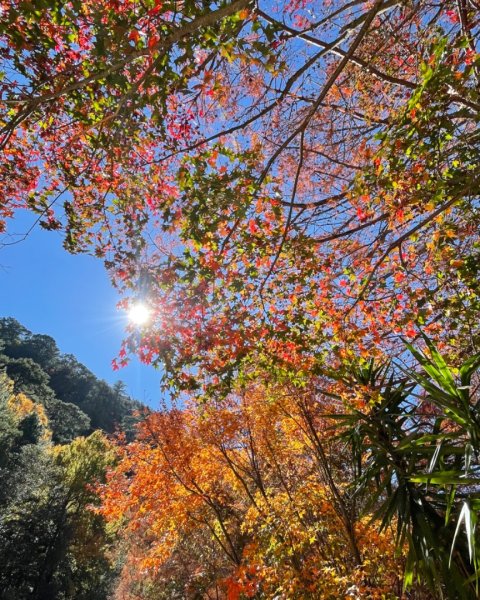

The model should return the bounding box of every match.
[0,373,117,600]
[0,318,142,435]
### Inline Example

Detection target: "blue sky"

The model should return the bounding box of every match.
[0,211,163,407]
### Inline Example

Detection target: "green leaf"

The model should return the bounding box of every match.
[410,472,479,485]
[459,353,480,387]
[450,502,474,567]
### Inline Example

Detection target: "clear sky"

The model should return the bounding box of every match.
[0,211,163,408]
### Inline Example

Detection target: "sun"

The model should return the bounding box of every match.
[128,302,151,326]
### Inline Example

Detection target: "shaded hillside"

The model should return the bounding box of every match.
[0,318,143,443]
[0,319,149,599]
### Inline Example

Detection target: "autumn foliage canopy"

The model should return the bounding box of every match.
[2,0,480,597]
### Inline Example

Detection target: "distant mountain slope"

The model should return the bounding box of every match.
[0,317,143,443]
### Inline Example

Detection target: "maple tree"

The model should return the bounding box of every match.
[1,0,478,390]
[2,0,480,596]
[100,344,480,598]
[100,383,413,599]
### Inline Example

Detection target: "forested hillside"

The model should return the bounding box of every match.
[0,319,144,600]
[0,318,142,442]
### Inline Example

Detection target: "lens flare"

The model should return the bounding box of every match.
[128,302,151,326]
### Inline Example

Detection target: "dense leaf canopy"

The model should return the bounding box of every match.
[2,0,480,597]
[1,0,478,393]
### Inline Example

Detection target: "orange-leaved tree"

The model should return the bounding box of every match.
[100,382,420,599]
